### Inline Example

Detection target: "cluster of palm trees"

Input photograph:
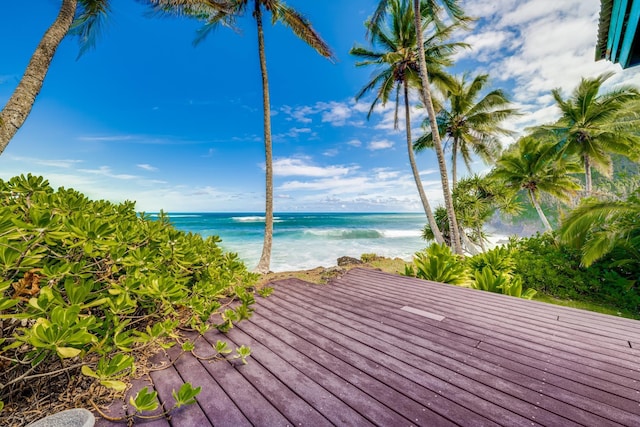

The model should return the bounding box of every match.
[351,1,640,260]
[2,0,639,271]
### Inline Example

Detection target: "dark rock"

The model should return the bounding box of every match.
[337,256,363,267]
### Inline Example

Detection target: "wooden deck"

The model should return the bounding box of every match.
[96,268,640,426]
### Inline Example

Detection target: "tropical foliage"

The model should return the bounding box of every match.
[490,136,582,232]
[414,73,518,187]
[404,243,468,284]
[0,175,258,423]
[508,234,639,316]
[537,71,640,195]
[560,190,640,268]
[422,175,519,253]
[405,243,536,299]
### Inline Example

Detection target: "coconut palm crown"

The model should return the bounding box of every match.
[414,73,519,188]
[490,136,582,232]
[538,72,640,195]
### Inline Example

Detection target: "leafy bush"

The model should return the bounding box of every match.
[404,243,469,285]
[508,233,639,315]
[0,175,258,421]
[466,246,536,299]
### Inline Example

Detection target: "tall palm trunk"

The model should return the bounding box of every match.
[451,136,459,189]
[404,82,444,244]
[583,154,592,196]
[529,189,553,232]
[254,3,274,274]
[412,0,462,255]
[0,0,77,154]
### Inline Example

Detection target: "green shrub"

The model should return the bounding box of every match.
[508,233,639,315]
[466,246,536,299]
[0,174,258,420]
[404,243,469,285]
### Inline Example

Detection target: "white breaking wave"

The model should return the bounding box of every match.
[380,229,422,238]
[302,228,421,239]
[231,216,282,223]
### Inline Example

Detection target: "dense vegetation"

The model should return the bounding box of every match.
[509,234,639,317]
[0,175,258,423]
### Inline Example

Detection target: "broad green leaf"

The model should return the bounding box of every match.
[130,387,159,412]
[172,383,201,408]
[81,365,99,378]
[100,380,127,392]
[56,346,81,358]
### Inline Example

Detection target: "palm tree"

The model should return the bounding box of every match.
[453,174,518,252]
[422,175,518,253]
[414,73,518,188]
[0,0,228,155]
[412,0,468,255]
[560,191,640,267]
[351,0,466,245]
[368,0,469,255]
[539,72,640,195]
[490,136,581,232]
[159,0,334,273]
[0,0,78,154]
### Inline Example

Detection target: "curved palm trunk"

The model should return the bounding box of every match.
[583,154,592,196]
[0,0,77,154]
[529,189,553,232]
[404,83,444,244]
[254,3,274,274]
[412,0,462,255]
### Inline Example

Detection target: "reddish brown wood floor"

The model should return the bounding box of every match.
[96,268,640,426]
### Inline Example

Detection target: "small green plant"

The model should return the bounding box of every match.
[404,243,468,285]
[130,387,160,412]
[215,340,232,355]
[234,345,252,365]
[257,286,274,297]
[81,354,135,392]
[360,253,379,263]
[173,383,202,408]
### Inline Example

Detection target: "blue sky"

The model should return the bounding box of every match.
[1,0,639,212]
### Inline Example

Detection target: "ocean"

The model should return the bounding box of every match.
[164,212,429,272]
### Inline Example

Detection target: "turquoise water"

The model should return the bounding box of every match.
[164,212,428,272]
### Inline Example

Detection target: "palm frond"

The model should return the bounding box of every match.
[273,3,335,61]
[71,0,111,57]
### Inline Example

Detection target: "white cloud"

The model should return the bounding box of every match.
[320,101,353,126]
[78,166,139,180]
[7,156,82,168]
[272,157,351,177]
[137,164,158,172]
[347,139,362,147]
[368,139,394,151]
[77,135,135,142]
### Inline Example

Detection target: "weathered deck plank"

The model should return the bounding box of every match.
[332,272,640,369]
[94,268,640,427]
[275,278,640,415]
[270,282,619,426]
